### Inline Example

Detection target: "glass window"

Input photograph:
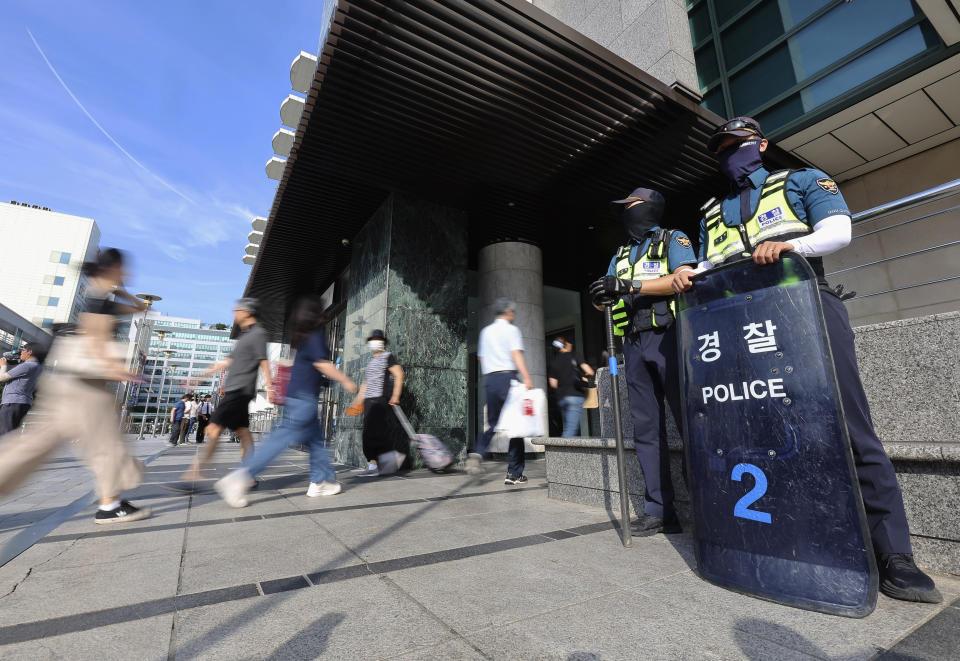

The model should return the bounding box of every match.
[729,43,796,115]
[59,252,71,264]
[53,276,65,286]
[47,297,59,306]
[695,43,720,88]
[754,93,804,133]
[722,1,785,69]
[41,318,54,329]
[802,24,939,110]
[780,0,832,29]
[688,3,712,45]
[701,85,726,116]
[715,0,756,26]
[788,0,918,81]
[48,251,61,263]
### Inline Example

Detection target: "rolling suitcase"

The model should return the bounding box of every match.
[393,406,453,472]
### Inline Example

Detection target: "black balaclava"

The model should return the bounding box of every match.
[621,198,664,241]
[717,139,764,191]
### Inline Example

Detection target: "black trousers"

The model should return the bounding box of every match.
[622,327,682,519]
[0,403,31,436]
[362,397,393,462]
[821,291,911,554]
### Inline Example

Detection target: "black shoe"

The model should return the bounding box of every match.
[504,474,528,486]
[878,553,942,603]
[630,512,682,537]
[249,479,259,490]
[94,501,151,525]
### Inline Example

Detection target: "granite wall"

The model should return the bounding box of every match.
[332,193,469,467]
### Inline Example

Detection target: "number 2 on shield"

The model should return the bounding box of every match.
[731,463,772,524]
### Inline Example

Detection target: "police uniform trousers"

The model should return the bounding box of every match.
[622,326,682,519]
[821,290,911,554]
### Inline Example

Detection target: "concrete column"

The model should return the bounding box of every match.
[478,242,546,450]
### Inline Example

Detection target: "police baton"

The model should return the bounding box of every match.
[603,303,632,548]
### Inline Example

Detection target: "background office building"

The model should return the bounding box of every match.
[125,312,234,428]
[0,201,100,329]
[244,0,959,465]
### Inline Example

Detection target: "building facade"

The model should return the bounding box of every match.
[125,312,234,428]
[244,0,960,466]
[0,201,100,329]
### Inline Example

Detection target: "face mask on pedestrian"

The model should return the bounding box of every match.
[621,200,663,241]
[717,139,763,190]
[367,340,385,352]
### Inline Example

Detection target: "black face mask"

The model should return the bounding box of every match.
[717,139,764,190]
[621,200,663,241]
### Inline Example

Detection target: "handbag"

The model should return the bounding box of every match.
[47,330,126,378]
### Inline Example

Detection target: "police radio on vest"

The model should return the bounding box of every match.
[701,378,786,404]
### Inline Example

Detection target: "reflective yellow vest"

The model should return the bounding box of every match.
[610,232,674,336]
[703,170,811,266]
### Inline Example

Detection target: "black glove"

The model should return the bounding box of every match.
[589,276,631,306]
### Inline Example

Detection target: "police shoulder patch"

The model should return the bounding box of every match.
[816,177,839,195]
[675,235,691,248]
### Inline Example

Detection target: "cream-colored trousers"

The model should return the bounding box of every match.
[0,374,144,499]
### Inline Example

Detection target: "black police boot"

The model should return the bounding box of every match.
[630,512,682,537]
[878,553,942,603]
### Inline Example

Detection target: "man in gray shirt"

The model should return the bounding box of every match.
[179,298,273,485]
[0,345,44,435]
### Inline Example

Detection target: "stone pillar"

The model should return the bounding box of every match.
[333,193,469,467]
[478,241,546,451]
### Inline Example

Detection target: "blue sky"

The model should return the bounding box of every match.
[0,1,329,324]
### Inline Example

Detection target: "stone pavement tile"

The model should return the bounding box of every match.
[174,484,300,522]
[382,637,486,660]
[0,612,174,661]
[170,575,457,661]
[384,533,693,635]
[178,516,358,594]
[0,547,181,626]
[636,570,952,660]
[879,605,960,660]
[465,588,819,661]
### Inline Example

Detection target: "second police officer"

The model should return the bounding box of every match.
[671,116,940,604]
[589,188,697,536]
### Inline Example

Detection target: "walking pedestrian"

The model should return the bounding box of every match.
[346,329,405,476]
[470,298,534,485]
[184,394,198,442]
[196,394,213,443]
[0,248,151,524]
[169,394,189,446]
[0,344,45,435]
[215,296,357,507]
[547,336,594,437]
[671,115,940,603]
[179,298,273,484]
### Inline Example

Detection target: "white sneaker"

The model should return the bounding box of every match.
[466,452,482,474]
[358,463,379,476]
[306,481,342,497]
[214,469,250,508]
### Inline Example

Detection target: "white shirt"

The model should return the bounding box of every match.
[185,400,198,417]
[478,318,523,375]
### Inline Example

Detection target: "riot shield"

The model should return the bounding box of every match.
[677,254,877,617]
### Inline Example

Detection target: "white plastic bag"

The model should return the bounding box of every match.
[495,381,546,438]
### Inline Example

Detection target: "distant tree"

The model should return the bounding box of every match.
[212,323,229,330]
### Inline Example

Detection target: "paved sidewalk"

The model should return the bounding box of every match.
[0,440,956,660]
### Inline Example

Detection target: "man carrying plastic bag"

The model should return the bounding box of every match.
[495,381,546,439]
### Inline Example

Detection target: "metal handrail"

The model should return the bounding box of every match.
[824,180,960,300]
[850,178,960,225]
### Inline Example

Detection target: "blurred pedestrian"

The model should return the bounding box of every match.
[169,394,189,446]
[215,296,357,507]
[347,329,405,476]
[180,298,272,484]
[0,248,151,524]
[0,343,45,435]
[548,336,594,437]
[470,298,534,485]
[196,394,213,443]
[184,393,198,441]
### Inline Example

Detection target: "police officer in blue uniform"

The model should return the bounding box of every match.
[672,117,941,603]
[590,188,697,536]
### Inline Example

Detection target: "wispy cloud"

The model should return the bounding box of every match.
[26,27,196,205]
